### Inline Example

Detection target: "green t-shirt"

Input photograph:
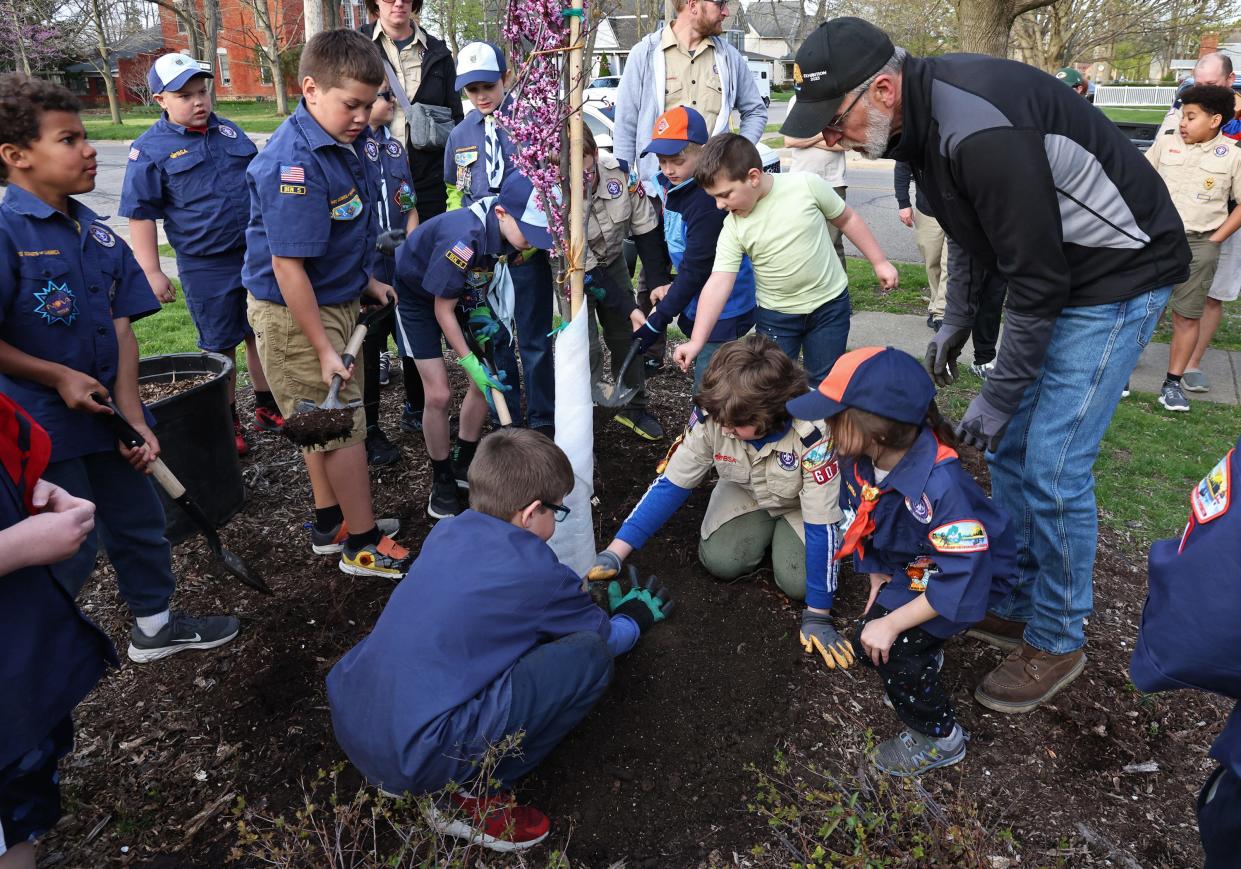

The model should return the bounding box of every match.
[712,172,847,314]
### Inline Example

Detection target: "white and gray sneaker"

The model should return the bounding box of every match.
[128,611,240,663]
[873,724,969,777]
[1159,380,1191,412]
[1182,369,1210,393]
[969,360,994,379]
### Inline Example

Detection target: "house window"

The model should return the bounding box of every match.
[341,1,356,29]
[259,62,271,85]
[217,48,231,87]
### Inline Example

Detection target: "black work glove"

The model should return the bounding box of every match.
[799,610,856,670]
[375,229,407,257]
[586,549,623,581]
[955,391,1012,453]
[923,322,971,387]
[607,566,674,633]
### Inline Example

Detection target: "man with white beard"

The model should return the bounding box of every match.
[782,18,1191,715]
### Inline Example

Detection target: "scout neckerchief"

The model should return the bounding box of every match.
[484,115,505,191]
[467,196,515,342]
[835,464,891,561]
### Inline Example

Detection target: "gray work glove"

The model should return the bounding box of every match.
[586,549,623,581]
[375,229,406,257]
[800,609,855,670]
[956,391,1012,453]
[923,322,971,387]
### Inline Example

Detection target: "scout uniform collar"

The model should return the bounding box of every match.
[467,93,515,126]
[372,20,427,49]
[159,111,221,135]
[466,197,507,256]
[291,100,348,152]
[660,20,713,56]
[3,183,99,226]
[872,426,957,503]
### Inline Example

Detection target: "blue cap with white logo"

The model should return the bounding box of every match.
[455,42,507,91]
[148,52,213,94]
[497,173,559,250]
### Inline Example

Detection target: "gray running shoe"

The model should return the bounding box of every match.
[128,611,240,663]
[1159,380,1190,412]
[969,360,994,379]
[1182,369,1210,393]
[872,725,968,777]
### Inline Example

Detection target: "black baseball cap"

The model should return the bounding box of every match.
[780,17,895,139]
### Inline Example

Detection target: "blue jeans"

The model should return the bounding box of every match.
[755,290,851,384]
[491,631,613,787]
[42,450,177,617]
[987,286,1171,654]
[506,251,556,430]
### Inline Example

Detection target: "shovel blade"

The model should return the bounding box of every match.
[219,548,273,595]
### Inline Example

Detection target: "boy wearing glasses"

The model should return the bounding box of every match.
[327,427,673,852]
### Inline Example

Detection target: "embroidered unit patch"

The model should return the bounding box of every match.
[1191,451,1231,524]
[928,519,989,553]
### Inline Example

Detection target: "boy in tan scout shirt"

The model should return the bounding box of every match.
[586,335,856,673]
[581,126,672,441]
[1147,84,1241,413]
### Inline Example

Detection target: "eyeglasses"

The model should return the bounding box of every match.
[377,90,394,101]
[824,84,867,133]
[702,0,729,7]
[543,501,571,523]
[378,0,414,6]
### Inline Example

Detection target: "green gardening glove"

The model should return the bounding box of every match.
[459,353,509,396]
[467,306,502,347]
[607,566,674,633]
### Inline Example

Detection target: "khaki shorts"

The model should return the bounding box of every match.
[1171,232,1222,319]
[247,295,365,452]
[1208,231,1241,302]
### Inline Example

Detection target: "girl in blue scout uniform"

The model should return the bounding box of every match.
[787,346,1018,777]
[118,53,280,455]
[1131,438,1241,868]
[359,88,420,468]
[444,42,557,436]
[0,73,240,664]
[393,172,553,521]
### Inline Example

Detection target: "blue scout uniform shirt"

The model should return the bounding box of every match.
[242,101,379,306]
[394,204,508,304]
[326,509,626,795]
[0,186,160,463]
[443,97,516,207]
[0,395,117,771]
[841,428,1018,638]
[118,113,256,257]
[366,127,416,286]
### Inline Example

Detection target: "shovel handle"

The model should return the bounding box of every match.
[149,458,185,498]
[492,389,512,426]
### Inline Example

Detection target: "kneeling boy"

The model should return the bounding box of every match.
[326,428,673,852]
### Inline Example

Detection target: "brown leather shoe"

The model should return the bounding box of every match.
[974,643,1086,714]
[965,612,1026,651]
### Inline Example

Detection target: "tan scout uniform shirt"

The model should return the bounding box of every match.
[661,411,843,540]
[371,24,429,147]
[585,151,659,271]
[661,24,723,133]
[1148,130,1241,233]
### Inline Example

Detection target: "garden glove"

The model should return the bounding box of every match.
[956,391,1011,453]
[587,549,623,581]
[467,306,502,347]
[375,229,406,257]
[607,566,674,633]
[923,322,971,387]
[459,353,509,396]
[800,610,855,670]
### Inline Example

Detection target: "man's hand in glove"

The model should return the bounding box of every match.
[800,609,855,670]
[375,229,406,257]
[588,549,623,581]
[607,566,674,633]
[923,322,971,387]
[956,391,1011,453]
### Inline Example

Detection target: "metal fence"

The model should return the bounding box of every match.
[1094,85,1177,107]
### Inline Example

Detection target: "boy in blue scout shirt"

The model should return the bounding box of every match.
[119,53,280,456]
[393,172,552,520]
[636,106,757,393]
[0,393,116,869]
[327,427,672,853]
[0,73,240,662]
[787,347,1018,777]
[444,41,557,436]
[1131,439,1241,868]
[242,31,410,579]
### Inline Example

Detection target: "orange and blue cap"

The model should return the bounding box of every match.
[641,106,709,157]
[786,346,935,424]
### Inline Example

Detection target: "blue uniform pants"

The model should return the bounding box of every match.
[491,631,613,787]
[986,286,1171,654]
[42,450,176,617]
[505,251,556,430]
[755,290,852,385]
[1200,764,1241,868]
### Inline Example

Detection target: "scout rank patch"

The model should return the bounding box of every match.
[606,178,622,197]
[446,240,474,270]
[801,437,838,485]
[34,280,77,325]
[904,555,939,592]
[928,519,989,553]
[1191,449,1232,524]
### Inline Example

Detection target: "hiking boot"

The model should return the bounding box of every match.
[254,406,285,432]
[424,791,550,853]
[615,411,664,441]
[872,725,968,777]
[365,425,400,466]
[233,419,249,456]
[974,643,1086,714]
[1159,380,1190,412]
[969,360,995,379]
[378,351,392,387]
[340,535,412,580]
[428,476,463,520]
[310,517,400,555]
[400,401,424,433]
[1182,368,1210,393]
[965,612,1026,651]
[127,611,240,664]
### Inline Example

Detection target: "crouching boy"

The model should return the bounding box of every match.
[326,428,673,852]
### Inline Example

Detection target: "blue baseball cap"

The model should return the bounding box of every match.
[641,106,710,156]
[786,346,935,424]
[148,52,213,94]
[497,173,560,250]
[455,42,507,91]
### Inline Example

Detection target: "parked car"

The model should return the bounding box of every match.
[584,76,621,108]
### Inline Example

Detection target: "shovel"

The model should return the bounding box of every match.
[283,303,394,448]
[92,394,272,595]
[592,340,643,408]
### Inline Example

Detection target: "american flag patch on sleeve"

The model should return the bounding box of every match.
[451,241,474,261]
[128,147,140,161]
[280,165,305,183]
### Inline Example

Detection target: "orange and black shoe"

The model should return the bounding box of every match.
[233,418,249,456]
[254,406,285,432]
[339,535,412,580]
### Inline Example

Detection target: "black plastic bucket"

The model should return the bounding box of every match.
[138,352,245,544]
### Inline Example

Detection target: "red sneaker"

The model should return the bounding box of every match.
[254,406,285,432]
[425,791,550,852]
[233,419,249,456]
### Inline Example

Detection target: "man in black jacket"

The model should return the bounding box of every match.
[783,18,1190,715]
[361,1,463,221]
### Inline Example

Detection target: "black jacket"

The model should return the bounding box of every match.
[887,54,1190,413]
[892,160,931,215]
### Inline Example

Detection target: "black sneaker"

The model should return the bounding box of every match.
[451,461,470,489]
[1159,380,1190,412]
[642,356,664,377]
[127,611,240,664]
[400,401,424,433]
[366,425,401,466]
[378,352,392,387]
[615,411,664,441]
[428,476,463,520]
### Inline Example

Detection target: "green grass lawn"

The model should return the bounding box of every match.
[1097,105,1168,124]
[770,90,793,102]
[83,99,289,140]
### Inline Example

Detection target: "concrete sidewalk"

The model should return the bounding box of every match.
[847,310,1241,406]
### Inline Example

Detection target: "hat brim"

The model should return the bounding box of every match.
[786,388,844,421]
[157,68,212,94]
[641,138,697,157]
[518,221,553,250]
[779,94,844,139]
[455,69,502,90]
